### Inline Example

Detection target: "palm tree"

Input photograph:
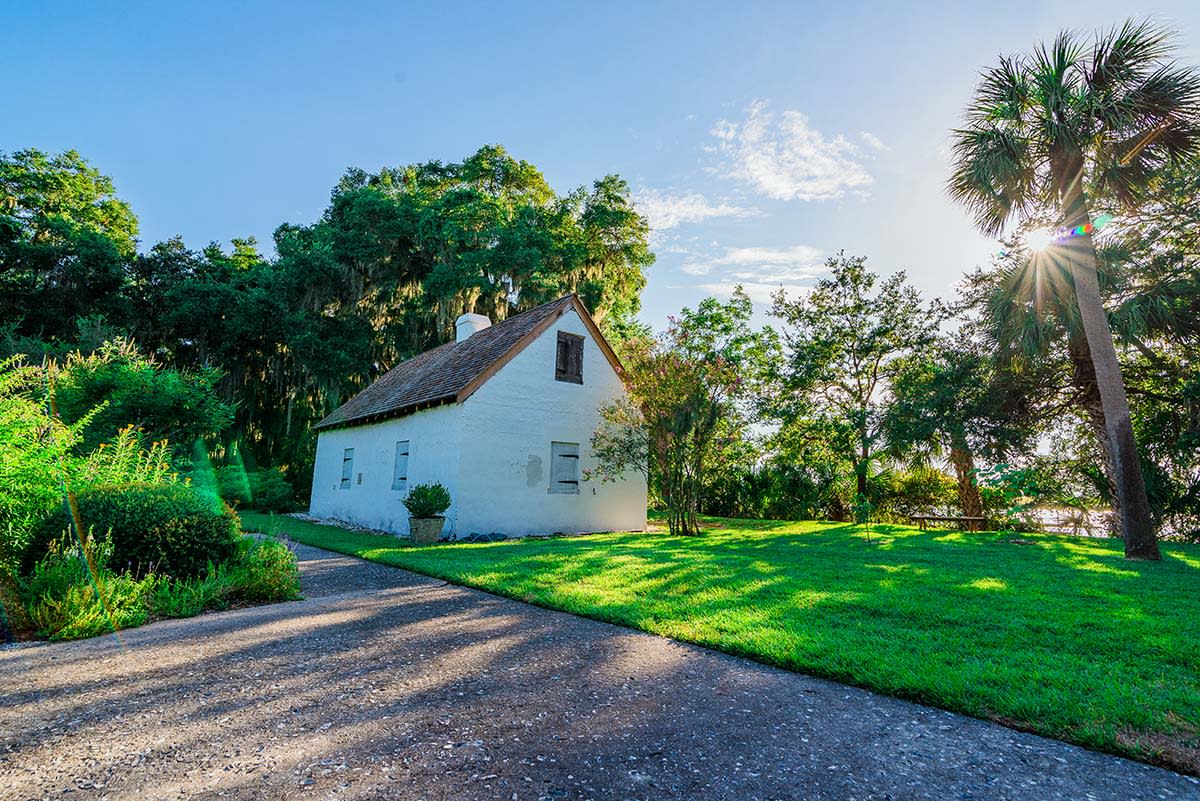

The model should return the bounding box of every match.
[948,20,1200,559]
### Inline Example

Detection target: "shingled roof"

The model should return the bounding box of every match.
[313,295,620,431]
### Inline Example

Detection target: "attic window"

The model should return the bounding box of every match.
[550,441,580,494]
[555,331,583,384]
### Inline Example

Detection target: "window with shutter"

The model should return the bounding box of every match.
[555,331,583,384]
[340,448,355,489]
[392,441,410,491]
[549,441,580,494]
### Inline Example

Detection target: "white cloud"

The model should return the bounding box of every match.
[634,189,759,231]
[860,131,889,152]
[682,244,824,282]
[699,281,811,304]
[710,100,872,201]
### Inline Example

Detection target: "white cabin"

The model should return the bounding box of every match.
[308,295,647,539]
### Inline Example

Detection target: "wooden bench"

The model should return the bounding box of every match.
[910,514,987,532]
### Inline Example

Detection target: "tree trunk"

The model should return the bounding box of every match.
[1060,183,1159,559]
[855,441,869,499]
[1068,337,1121,536]
[948,440,983,518]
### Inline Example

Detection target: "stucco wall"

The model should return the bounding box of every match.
[309,403,461,535]
[455,308,647,536]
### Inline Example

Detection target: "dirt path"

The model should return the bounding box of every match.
[1,542,1196,801]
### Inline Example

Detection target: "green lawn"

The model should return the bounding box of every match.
[242,511,1200,773]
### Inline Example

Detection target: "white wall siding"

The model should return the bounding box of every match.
[456,308,647,536]
[309,404,461,535]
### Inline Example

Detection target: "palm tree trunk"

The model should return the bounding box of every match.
[1068,337,1121,535]
[948,438,983,518]
[1060,184,1159,559]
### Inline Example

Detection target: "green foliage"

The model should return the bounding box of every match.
[149,537,300,616]
[214,464,252,506]
[870,466,960,522]
[51,339,232,454]
[702,462,958,525]
[771,254,935,502]
[246,468,298,512]
[977,463,1045,531]
[76,424,179,487]
[591,287,779,536]
[0,149,139,341]
[948,19,1200,557]
[214,464,298,512]
[149,565,231,618]
[947,19,1200,237]
[20,535,153,640]
[402,483,451,518]
[19,531,298,639]
[885,337,1039,516]
[24,484,239,579]
[0,357,181,578]
[0,358,77,571]
[225,536,301,603]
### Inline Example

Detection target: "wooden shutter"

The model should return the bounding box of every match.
[550,442,580,494]
[340,448,354,489]
[555,332,584,384]
[392,441,410,491]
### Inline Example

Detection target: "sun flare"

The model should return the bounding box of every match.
[1023,228,1057,251]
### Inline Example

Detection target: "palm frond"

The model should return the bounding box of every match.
[947,126,1036,236]
[1088,19,1174,95]
[967,56,1031,125]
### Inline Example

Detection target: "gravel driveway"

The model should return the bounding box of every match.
[2,542,1197,801]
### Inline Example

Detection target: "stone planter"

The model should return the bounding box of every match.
[409,516,444,545]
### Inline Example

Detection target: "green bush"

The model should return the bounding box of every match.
[1,357,182,578]
[150,536,300,615]
[214,464,252,506]
[150,565,233,618]
[23,483,240,579]
[247,468,297,513]
[212,464,297,512]
[402,482,451,518]
[226,537,301,603]
[20,533,300,638]
[21,535,154,640]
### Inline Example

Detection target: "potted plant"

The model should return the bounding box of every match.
[402,482,451,544]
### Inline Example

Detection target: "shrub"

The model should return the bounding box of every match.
[212,465,297,512]
[0,359,80,574]
[214,464,252,506]
[247,468,297,513]
[402,483,451,518]
[21,535,154,640]
[150,536,299,616]
[150,565,233,618]
[24,483,240,579]
[51,339,233,455]
[1,357,181,577]
[226,537,300,603]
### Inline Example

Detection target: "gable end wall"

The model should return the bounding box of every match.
[455,307,647,535]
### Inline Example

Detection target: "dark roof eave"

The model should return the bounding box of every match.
[312,394,458,432]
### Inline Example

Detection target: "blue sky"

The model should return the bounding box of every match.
[4,1,1199,328]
